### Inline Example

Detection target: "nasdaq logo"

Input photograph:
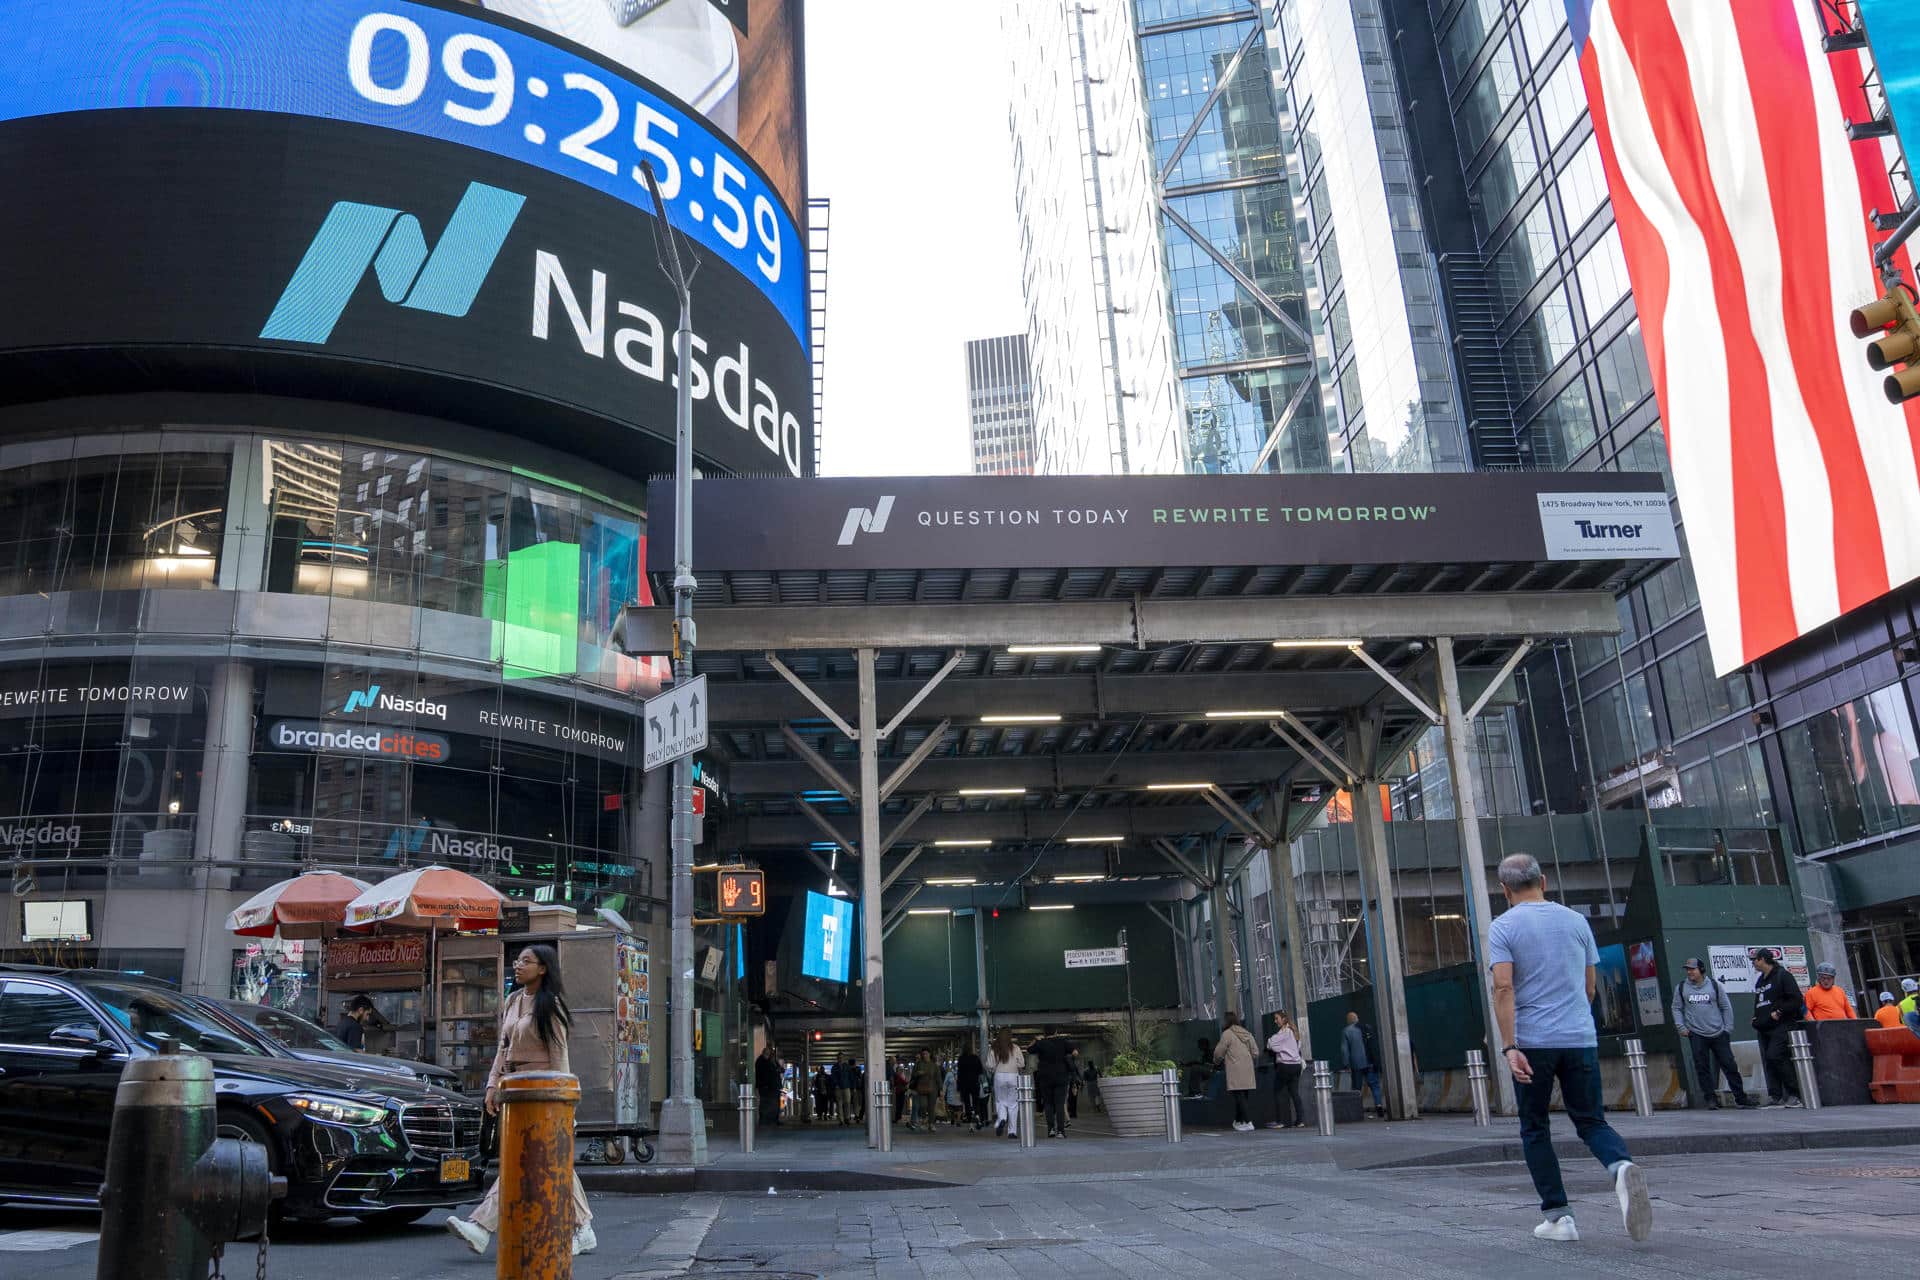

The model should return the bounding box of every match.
[837,496,896,546]
[342,685,381,713]
[261,183,526,345]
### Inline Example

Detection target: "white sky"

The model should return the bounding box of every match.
[804,1,1027,477]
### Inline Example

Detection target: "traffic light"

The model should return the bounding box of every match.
[715,867,765,916]
[1850,285,1920,403]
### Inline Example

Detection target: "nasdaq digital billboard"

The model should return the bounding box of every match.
[1861,0,1920,159]
[0,0,811,478]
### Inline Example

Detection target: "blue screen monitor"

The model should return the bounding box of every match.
[800,891,853,984]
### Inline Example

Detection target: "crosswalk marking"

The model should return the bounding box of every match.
[0,1229,96,1252]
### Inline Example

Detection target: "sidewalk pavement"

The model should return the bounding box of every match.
[581,1102,1920,1193]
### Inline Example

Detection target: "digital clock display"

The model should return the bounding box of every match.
[0,0,806,350]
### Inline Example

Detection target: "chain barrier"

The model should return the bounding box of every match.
[206,1223,269,1280]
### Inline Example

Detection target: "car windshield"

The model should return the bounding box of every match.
[248,1005,352,1053]
[81,981,268,1056]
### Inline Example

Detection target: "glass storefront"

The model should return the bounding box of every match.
[0,420,668,990]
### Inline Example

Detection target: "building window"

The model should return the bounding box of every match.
[1658,636,1751,739]
[1536,50,1586,148]
[1575,225,1632,325]
[1557,137,1611,237]
[1527,376,1597,467]
[1595,321,1655,423]
[1518,0,1569,68]
[1780,686,1920,852]
[1472,124,1539,232]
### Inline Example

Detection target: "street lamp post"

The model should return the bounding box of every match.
[641,163,706,1164]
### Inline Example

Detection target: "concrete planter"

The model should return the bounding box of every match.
[1101,1073,1167,1138]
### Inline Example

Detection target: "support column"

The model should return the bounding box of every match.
[1262,835,1312,1060]
[1436,636,1516,1117]
[856,648,888,1149]
[972,908,990,1053]
[1208,841,1238,1018]
[185,661,254,995]
[1346,710,1418,1121]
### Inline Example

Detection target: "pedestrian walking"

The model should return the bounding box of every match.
[1028,1025,1077,1138]
[1876,992,1907,1029]
[1671,958,1754,1109]
[942,1057,962,1126]
[909,1049,936,1130]
[1488,853,1651,1245]
[445,944,596,1258]
[957,1041,986,1130]
[1213,1011,1260,1132]
[986,1031,1025,1139]
[1750,948,1805,1107]
[755,1044,784,1127]
[891,1058,908,1122]
[1804,963,1857,1021]
[1265,1010,1306,1129]
[1082,1059,1103,1113]
[1341,1011,1386,1118]
[834,1056,856,1124]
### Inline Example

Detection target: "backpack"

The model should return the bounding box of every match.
[1359,1021,1380,1064]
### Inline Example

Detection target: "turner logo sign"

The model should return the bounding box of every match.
[262,183,526,345]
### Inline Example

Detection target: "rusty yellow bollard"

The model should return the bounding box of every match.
[496,1070,580,1280]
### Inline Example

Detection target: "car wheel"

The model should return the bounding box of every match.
[356,1206,433,1227]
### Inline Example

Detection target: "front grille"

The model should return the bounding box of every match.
[399,1101,483,1156]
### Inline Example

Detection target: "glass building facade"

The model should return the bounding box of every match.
[0,410,670,1001]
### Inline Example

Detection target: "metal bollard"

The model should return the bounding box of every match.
[1465,1049,1492,1127]
[1623,1038,1655,1118]
[737,1083,756,1153]
[1159,1067,1183,1144]
[1017,1074,1037,1149]
[872,1078,893,1153]
[1311,1059,1335,1136]
[496,1070,580,1280]
[1788,1029,1823,1110]
[96,1045,282,1280]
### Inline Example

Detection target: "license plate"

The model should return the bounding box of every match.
[439,1156,470,1184]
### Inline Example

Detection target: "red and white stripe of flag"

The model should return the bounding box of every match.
[1578,0,1920,675]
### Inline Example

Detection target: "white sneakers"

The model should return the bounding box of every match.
[1613,1161,1653,1242]
[1232,1120,1255,1132]
[1532,1163,1651,1245]
[445,1216,595,1257]
[445,1216,489,1254]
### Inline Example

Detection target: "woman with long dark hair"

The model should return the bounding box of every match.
[446,945,595,1257]
[985,1029,1024,1139]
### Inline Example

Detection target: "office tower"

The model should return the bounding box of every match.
[966,335,1039,475]
[1005,0,1183,474]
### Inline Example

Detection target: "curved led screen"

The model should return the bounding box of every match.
[0,0,810,479]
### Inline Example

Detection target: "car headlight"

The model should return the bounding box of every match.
[286,1093,390,1127]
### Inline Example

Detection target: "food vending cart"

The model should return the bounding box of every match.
[321,933,431,1060]
[436,923,653,1163]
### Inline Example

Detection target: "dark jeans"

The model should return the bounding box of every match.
[1039,1078,1069,1134]
[1756,1023,1799,1101]
[1351,1066,1383,1109]
[960,1080,985,1126]
[1686,1032,1747,1103]
[1514,1046,1632,1214]
[1230,1089,1252,1123]
[1272,1063,1305,1125]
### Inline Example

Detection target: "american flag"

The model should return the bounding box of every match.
[1573,0,1920,675]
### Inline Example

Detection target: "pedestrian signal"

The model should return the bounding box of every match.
[716,868,766,916]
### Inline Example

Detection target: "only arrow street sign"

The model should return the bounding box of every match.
[643,675,709,771]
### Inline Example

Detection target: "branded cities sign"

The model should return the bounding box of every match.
[643,676,708,771]
[648,473,1679,573]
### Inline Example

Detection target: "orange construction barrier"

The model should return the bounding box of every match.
[1865,1026,1920,1104]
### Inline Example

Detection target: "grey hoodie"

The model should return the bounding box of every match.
[1671,975,1735,1036]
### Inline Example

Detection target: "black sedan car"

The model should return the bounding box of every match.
[0,967,484,1224]
[210,997,462,1092]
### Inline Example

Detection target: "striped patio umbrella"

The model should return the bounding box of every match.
[225,870,373,939]
[344,865,505,932]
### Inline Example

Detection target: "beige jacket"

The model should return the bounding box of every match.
[486,988,571,1090]
[1213,1023,1260,1092]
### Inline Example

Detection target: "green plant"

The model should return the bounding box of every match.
[1107,1049,1178,1077]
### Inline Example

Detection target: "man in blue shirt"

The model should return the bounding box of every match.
[1489,853,1652,1245]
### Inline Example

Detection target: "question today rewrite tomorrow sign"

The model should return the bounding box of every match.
[645,473,1677,573]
